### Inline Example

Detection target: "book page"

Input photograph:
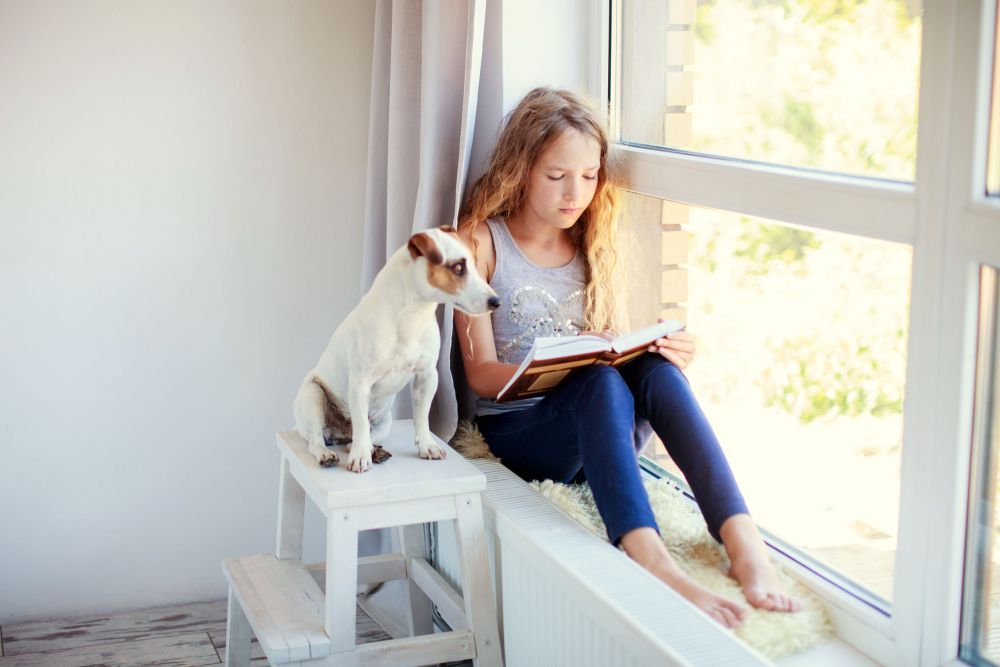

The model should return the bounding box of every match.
[532,334,611,361]
[610,319,684,353]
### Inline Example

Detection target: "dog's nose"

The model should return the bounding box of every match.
[487,296,501,311]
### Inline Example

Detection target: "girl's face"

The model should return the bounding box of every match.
[521,128,602,231]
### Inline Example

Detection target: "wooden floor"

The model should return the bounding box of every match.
[0,598,469,666]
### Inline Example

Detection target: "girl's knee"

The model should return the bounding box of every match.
[576,364,633,403]
[633,354,688,389]
[577,363,627,386]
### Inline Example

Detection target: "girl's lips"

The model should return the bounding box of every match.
[559,207,579,215]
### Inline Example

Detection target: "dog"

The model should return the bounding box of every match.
[293,225,500,473]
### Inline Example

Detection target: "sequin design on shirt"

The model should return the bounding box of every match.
[497,285,586,363]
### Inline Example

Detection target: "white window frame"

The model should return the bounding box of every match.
[598,0,1000,665]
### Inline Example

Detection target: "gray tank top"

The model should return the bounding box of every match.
[473,218,587,417]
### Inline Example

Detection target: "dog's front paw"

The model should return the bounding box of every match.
[309,440,339,468]
[416,439,446,460]
[345,445,373,473]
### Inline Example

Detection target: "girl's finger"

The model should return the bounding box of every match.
[661,348,686,369]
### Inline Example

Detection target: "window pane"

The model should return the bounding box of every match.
[989,4,1000,195]
[960,267,1000,664]
[618,0,922,181]
[624,192,911,605]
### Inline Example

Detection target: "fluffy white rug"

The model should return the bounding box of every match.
[450,419,833,660]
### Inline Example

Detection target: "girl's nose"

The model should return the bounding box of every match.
[564,178,582,202]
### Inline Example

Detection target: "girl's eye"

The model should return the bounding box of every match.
[547,175,563,181]
[584,174,598,181]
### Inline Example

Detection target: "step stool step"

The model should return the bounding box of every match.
[276,421,486,510]
[222,554,329,664]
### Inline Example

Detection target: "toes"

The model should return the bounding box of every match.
[346,457,371,473]
[746,589,777,611]
[718,606,740,628]
[419,446,446,460]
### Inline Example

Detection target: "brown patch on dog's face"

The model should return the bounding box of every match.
[427,256,467,295]
[407,232,443,265]
[410,230,469,295]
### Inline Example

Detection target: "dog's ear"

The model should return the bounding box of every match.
[407,232,444,265]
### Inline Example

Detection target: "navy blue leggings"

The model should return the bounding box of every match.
[473,353,749,546]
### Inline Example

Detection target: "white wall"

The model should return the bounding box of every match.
[467,0,595,187]
[0,0,375,622]
[500,0,594,112]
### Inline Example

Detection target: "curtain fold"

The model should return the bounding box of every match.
[361,0,487,445]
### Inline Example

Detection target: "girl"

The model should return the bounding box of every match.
[454,87,799,629]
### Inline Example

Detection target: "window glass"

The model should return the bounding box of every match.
[623,191,911,604]
[988,5,1000,195]
[960,267,1000,663]
[619,0,922,181]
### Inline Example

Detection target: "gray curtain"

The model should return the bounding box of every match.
[355,0,489,631]
[361,0,487,444]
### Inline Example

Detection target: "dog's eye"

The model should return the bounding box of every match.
[451,260,466,276]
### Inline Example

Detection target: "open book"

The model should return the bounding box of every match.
[496,319,685,403]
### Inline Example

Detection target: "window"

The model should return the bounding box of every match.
[618,0,922,181]
[607,0,1000,663]
[989,6,1000,195]
[622,192,910,606]
[961,267,1000,665]
[614,0,918,612]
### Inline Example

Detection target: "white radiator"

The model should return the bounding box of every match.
[435,459,773,667]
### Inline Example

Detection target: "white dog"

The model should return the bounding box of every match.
[293,225,499,473]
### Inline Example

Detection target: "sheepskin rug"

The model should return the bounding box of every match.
[450,419,833,660]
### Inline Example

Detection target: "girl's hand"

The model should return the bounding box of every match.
[579,330,616,342]
[647,318,696,370]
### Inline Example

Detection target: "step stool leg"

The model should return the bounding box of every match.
[454,492,503,667]
[327,508,359,652]
[276,456,305,560]
[395,523,434,636]
[224,586,252,667]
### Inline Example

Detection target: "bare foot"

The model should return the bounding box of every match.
[620,527,747,629]
[727,556,799,612]
[649,556,749,629]
[720,515,800,612]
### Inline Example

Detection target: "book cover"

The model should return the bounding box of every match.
[495,319,685,402]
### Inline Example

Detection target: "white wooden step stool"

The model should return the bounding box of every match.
[222,419,503,666]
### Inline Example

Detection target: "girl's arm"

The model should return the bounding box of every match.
[454,296,520,399]
[455,223,520,399]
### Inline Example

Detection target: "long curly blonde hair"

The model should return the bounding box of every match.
[458,87,630,334]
